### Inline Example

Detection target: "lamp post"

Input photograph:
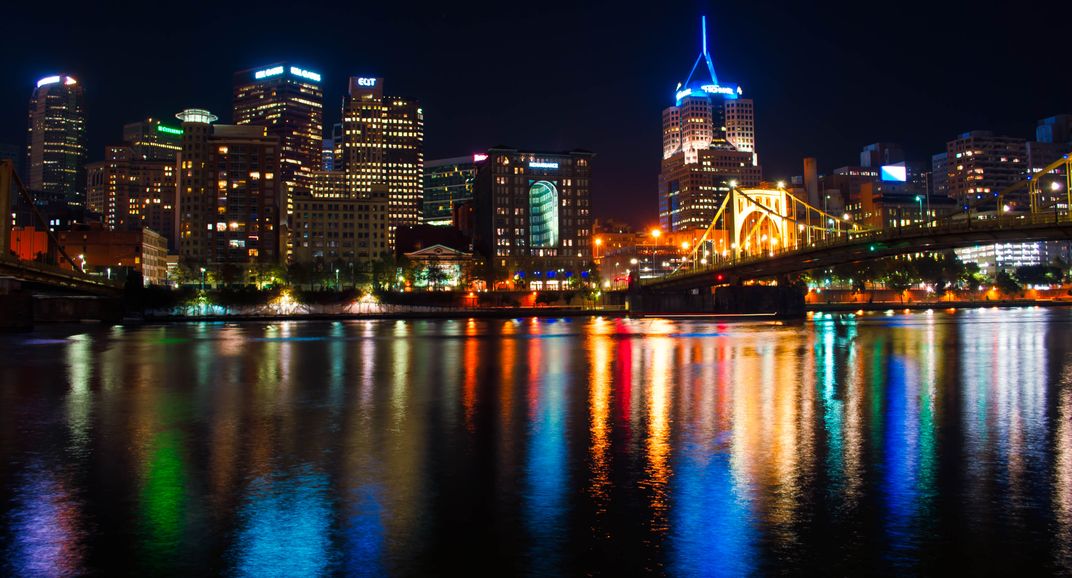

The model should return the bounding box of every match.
[914,195,924,224]
[335,268,340,289]
[649,229,661,277]
[200,267,206,290]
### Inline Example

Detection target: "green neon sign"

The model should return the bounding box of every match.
[156,125,182,135]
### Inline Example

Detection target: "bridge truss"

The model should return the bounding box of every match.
[655,154,1072,285]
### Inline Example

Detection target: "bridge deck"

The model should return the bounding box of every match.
[646,213,1072,290]
[0,256,124,296]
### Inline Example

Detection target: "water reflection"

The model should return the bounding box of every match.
[4,466,84,577]
[525,333,568,574]
[232,468,333,576]
[0,310,1070,575]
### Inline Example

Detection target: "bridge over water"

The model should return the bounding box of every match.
[635,155,1072,316]
[0,160,123,328]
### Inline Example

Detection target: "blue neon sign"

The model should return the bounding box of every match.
[254,66,284,79]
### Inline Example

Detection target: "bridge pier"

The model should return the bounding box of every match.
[631,283,805,318]
[0,278,124,331]
[0,278,33,331]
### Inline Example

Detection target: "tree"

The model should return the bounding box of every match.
[1014,265,1061,287]
[881,260,917,303]
[371,255,396,292]
[214,262,243,287]
[913,251,963,296]
[423,258,450,291]
[995,270,1022,297]
[959,262,984,291]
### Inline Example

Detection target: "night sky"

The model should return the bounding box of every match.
[4,0,1069,226]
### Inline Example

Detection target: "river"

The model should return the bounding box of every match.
[1,309,1070,575]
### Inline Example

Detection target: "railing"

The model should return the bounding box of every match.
[648,210,1072,285]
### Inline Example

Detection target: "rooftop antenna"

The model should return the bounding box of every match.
[681,16,720,89]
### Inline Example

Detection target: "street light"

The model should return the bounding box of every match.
[200,267,206,290]
[335,268,340,289]
[914,195,924,223]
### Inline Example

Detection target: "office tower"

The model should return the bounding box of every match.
[1027,114,1072,178]
[233,64,324,209]
[121,118,182,160]
[25,74,86,204]
[322,123,343,172]
[85,144,178,249]
[859,142,905,168]
[291,169,389,268]
[341,77,424,243]
[291,190,389,268]
[423,155,482,226]
[931,152,949,197]
[175,109,282,267]
[944,130,1026,202]
[803,157,820,205]
[0,144,21,179]
[658,17,761,232]
[474,147,593,288]
[1036,114,1072,145]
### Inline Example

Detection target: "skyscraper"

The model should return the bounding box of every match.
[944,130,1026,202]
[121,118,182,160]
[423,155,481,226]
[233,64,324,207]
[85,118,181,248]
[322,122,343,172]
[175,109,283,268]
[25,74,86,203]
[658,18,761,232]
[341,77,423,244]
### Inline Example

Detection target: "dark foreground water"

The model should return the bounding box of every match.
[1,310,1071,576]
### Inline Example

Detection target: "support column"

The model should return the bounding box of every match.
[0,160,12,258]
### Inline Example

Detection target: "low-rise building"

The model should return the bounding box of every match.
[403,244,475,290]
[56,223,168,285]
[848,182,957,229]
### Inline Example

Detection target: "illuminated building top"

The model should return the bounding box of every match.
[673,16,742,105]
[175,108,218,124]
[251,65,321,83]
[35,75,77,88]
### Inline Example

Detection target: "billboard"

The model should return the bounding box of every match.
[880,164,907,182]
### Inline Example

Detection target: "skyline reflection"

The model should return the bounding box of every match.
[1,310,1070,575]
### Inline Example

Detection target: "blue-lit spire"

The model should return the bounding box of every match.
[674,16,741,105]
[682,16,719,88]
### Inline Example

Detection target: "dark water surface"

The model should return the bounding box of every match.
[2,310,1071,576]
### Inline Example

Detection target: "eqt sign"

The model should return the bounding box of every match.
[356,78,377,87]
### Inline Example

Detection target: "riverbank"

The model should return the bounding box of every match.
[140,306,630,323]
[138,300,1072,323]
[808,299,1072,312]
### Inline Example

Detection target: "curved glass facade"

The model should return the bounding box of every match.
[529,180,559,248]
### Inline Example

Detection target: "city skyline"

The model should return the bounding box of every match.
[3,0,1070,226]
